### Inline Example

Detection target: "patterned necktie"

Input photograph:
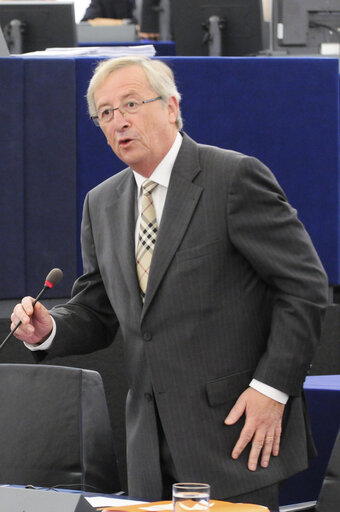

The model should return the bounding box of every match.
[136,180,158,301]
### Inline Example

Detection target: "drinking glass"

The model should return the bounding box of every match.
[172,483,210,512]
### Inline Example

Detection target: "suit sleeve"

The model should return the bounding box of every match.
[227,155,329,396]
[42,193,120,359]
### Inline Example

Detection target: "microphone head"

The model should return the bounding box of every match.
[44,268,63,288]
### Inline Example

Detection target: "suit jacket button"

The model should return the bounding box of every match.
[143,332,152,341]
[144,392,153,402]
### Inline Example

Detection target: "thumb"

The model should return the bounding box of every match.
[31,301,51,328]
[32,300,44,314]
[224,395,246,425]
[30,300,45,320]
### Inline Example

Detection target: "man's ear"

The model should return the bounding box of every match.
[167,96,179,125]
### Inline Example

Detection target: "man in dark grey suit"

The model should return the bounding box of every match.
[11,56,328,510]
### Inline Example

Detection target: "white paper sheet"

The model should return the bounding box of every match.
[85,497,147,507]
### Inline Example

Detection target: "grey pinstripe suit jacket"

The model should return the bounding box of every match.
[49,133,328,500]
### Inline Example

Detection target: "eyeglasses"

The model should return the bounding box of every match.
[91,96,162,127]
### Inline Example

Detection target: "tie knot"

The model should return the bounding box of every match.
[142,180,158,195]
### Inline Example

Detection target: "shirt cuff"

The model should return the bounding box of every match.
[250,378,289,404]
[24,316,56,352]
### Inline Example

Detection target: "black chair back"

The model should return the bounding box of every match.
[316,428,340,512]
[0,364,120,493]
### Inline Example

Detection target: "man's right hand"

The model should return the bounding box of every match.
[11,297,53,345]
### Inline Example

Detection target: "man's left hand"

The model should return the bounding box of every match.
[224,387,285,471]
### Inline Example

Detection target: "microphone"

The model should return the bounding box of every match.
[0,268,63,351]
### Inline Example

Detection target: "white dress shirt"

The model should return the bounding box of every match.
[26,131,288,404]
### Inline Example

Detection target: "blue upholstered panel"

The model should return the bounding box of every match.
[23,58,78,298]
[75,56,340,283]
[165,57,339,284]
[0,56,339,297]
[0,58,25,298]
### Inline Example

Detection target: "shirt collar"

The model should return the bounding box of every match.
[133,132,183,193]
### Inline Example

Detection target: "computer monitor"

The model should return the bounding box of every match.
[271,0,340,55]
[0,1,77,54]
[0,25,10,56]
[171,0,265,56]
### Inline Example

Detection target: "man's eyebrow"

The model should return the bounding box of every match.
[121,91,143,100]
[96,100,113,111]
[96,91,142,110]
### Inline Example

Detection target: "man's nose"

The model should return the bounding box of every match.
[113,107,129,128]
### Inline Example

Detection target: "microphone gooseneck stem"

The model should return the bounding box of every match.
[31,284,48,308]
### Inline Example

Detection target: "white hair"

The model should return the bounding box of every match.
[86,55,183,130]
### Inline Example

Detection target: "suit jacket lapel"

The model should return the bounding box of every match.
[142,134,203,314]
[105,170,142,309]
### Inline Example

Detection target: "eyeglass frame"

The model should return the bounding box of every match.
[90,96,163,127]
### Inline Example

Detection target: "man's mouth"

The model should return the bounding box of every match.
[119,138,134,147]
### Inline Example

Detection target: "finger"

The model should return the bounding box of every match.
[10,310,19,328]
[21,296,35,316]
[12,298,34,325]
[260,435,275,468]
[231,424,255,460]
[248,432,268,471]
[11,323,35,340]
[12,304,30,326]
[10,311,35,334]
[272,424,282,456]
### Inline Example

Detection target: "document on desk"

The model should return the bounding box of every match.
[86,497,147,508]
[22,44,156,57]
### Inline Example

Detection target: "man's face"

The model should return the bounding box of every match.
[93,65,179,177]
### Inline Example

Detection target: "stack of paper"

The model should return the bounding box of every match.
[22,45,156,57]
